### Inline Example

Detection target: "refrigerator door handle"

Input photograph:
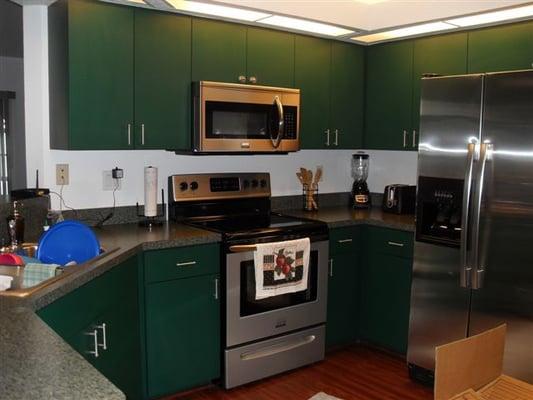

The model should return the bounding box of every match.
[471,141,493,290]
[460,141,477,288]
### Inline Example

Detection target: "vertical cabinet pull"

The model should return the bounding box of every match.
[329,259,334,277]
[214,278,219,300]
[127,124,132,146]
[412,130,417,147]
[325,129,331,146]
[96,323,107,351]
[403,130,407,148]
[334,129,339,146]
[141,124,145,146]
[86,329,99,358]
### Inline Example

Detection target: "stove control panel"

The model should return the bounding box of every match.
[169,173,271,202]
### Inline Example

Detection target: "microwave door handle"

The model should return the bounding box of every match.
[271,96,284,149]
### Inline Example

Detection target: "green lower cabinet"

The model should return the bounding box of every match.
[38,256,142,399]
[359,228,413,354]
[145,274,220,398]
[468,21,533,73]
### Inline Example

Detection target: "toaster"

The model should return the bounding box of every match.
[382,184,416,214]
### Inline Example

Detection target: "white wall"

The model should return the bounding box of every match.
[23,5,418,211]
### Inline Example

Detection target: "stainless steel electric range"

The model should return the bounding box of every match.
[168,173,329,389]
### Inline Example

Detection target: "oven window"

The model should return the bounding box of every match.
[240,250,318,317]
[205,101,277,139]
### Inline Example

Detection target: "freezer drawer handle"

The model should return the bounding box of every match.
[240,335,316,361]
[176,261,197,267]
[387,241,404,247]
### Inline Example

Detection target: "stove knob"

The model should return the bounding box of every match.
[190,181,199,191]
[260,179,267,188]
[243,180,250,189]
[179,182,188,191]
[251,179,259,188]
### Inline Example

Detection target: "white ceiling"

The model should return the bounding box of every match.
[214,0,531,31]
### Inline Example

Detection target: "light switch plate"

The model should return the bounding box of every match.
[56,164,69,185]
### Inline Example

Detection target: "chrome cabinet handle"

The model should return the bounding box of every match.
[387,241,404,247]
[214,278,219,300]
[325,129,330,146]
[412,130,417,147]
[96,323,107,351]
[85,329,99,358]
[248,76,257,84]
[127,123,132,146]
[403,130,407,148]
[460,141,477,288]
[471,141,492,290]
[270,96,284,149]
[337,238,353,243]
[329,259,333,277]
[238,75,246,83]
[176,261,196,267]
[334,129,339,146]
[141,124,145,146]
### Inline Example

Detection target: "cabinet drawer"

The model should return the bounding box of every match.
[367,227,413,259]
[329,227,359,255]
[144,243,220,283]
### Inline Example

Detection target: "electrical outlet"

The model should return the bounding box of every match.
[103,170,122,191]
[56,164,69,185]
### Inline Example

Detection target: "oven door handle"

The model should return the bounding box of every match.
[229,244,257,253]
[240,335,316,361]
[270,96,284,149]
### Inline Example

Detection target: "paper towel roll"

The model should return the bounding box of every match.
[144,166,158,217]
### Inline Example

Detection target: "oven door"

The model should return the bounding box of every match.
[225,240,328,347]
[194,81,300,153]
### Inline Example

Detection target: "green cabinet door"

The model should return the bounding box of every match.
[359,250,412,354]
[330,42,365,149]
[412,33,468,145]
[246,27,295,87]
[134,10,191,150]
[468,22,533,73]
[68,0,134,149]
[327,251,359,348]
[295,35,331,149]
[365,40,414,150]
[192,19,246,83]
[146,274,220,398]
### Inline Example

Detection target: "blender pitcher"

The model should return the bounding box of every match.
[351,152,371,209]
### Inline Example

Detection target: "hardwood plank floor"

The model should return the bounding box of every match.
[167,345,433,400]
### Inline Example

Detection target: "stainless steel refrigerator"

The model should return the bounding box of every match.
[408,70,533,384]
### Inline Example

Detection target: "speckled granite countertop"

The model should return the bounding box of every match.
[283,206,415,232]
[0,222,220,400]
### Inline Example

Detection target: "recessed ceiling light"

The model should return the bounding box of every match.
[446,4,533,27]
[166,0,271,22]
[352,21,456,43]
[257,15,354,37]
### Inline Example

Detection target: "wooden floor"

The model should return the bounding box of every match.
[167,345,433,400]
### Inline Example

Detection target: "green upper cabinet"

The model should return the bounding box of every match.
[134,10,191,150]
[49,0,134,150]
[468,22,533,73]
[192,19,247,83]
[295,35,331,149]
[330,42,365,149]
[365,40,414,151]
[411,33,468,142]
[246,27,295,87]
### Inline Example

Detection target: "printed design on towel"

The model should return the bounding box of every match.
[262,248,305,286]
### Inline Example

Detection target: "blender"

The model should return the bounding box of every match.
[351,152,371,209]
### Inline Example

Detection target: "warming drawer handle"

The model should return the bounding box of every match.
[176,261,197,267]
[240,335,316,361]
[387,241,404,247]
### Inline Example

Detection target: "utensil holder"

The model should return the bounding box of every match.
[302,184,319,211]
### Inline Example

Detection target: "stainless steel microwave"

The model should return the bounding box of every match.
[192,81,300,153]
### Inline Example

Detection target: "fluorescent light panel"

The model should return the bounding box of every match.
[446,4,533,27]
[352,21,456,43]
[258,15,354,37]
[166,0,271,22]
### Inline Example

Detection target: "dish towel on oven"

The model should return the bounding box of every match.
[253,237,310,300]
